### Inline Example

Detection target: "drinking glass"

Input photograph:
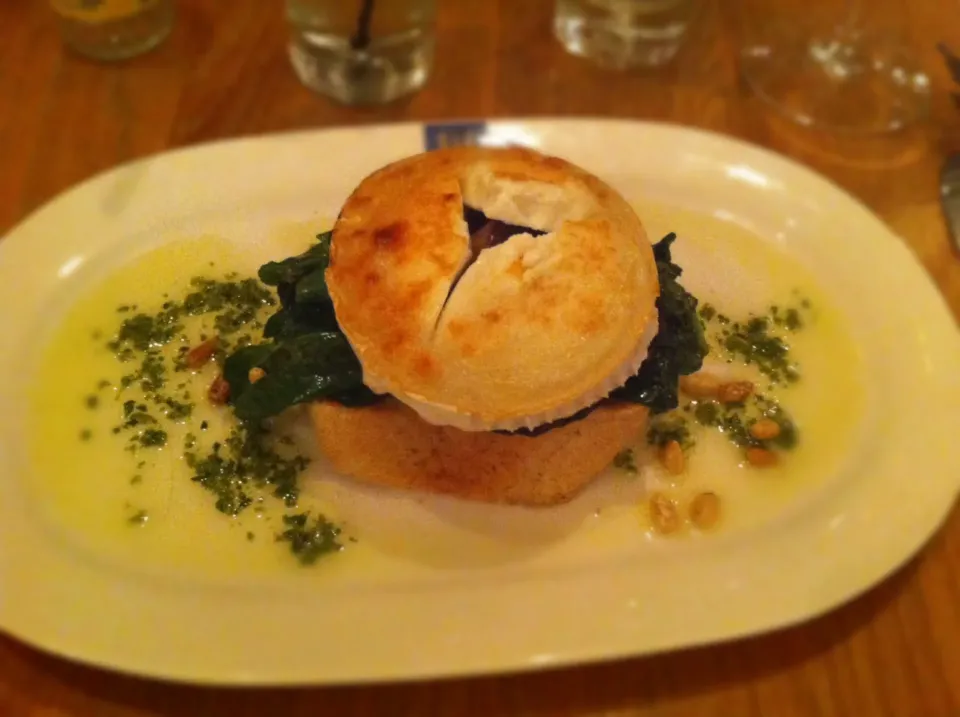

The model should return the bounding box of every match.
[286,0,437,105]
[738,0,930,134]
[52,0,174,61]
[553,0,700,70]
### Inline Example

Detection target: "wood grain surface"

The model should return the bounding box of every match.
[1,0,959,715]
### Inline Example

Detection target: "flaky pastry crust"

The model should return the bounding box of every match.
[326,146,659,431]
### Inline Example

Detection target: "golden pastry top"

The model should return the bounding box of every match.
[326,146,659,431]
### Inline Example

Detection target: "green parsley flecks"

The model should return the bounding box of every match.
[612,449,638,474]
[184,422,307,517]
[698,296,812,387]
[96,276,274,455]
[277,512,342,565]
[646,295,808,461]
[82,270,343,566]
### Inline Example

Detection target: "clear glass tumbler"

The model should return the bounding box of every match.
[286,0,437,105]
[52,0,175,62]
[553,0,699,70]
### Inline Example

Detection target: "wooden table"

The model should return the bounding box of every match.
[2,0,959,714]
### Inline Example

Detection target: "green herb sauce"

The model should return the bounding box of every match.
[699,298,811,386]
[277,512,342,565]
[647,414,692,449]
[651,297,808,457]
[96,277,275,454]
[184,423,307,518]
[612,449,638,473]
[83,269,343,566]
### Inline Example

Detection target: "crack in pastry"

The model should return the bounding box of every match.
[438,204,547,329]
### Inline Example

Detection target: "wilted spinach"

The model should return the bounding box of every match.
[226,231,706,428]
[223,232,380,422]
[612,233,708,414]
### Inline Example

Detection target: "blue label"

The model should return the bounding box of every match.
[423,122,489,151]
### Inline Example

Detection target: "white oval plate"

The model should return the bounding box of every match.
[1,119,958,685]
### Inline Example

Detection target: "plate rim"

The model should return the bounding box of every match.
[1,117,958,686]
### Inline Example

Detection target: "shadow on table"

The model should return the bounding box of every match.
[748,99,934,178]
[1,535,925,717]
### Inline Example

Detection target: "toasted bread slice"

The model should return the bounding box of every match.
[309,398,648,506]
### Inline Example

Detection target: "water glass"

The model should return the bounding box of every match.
[554,0,699,70]
[738,0,930,134]
[286,0,437,105]
[52,0,175,61]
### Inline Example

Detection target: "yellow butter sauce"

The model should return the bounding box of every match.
[26,226,369,579]
[26,204,868,579]
[627,201,867,537]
